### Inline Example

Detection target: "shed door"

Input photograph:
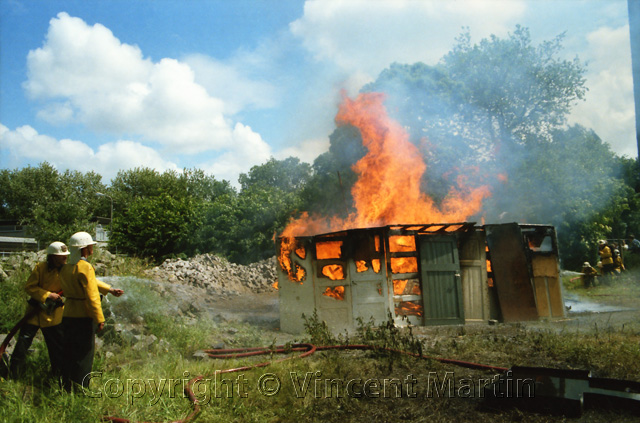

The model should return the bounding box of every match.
[485,223,539,321]
[349,231,388,325]
[418,235,465,325]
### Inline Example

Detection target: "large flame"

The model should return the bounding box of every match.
[281,92,491,238]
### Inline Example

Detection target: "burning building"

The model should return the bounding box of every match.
[276,222,564,333]
[275,93,564,333]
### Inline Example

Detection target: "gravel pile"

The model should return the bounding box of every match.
[144,254,278,295]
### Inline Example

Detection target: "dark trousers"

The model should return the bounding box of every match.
[62,317,96,391]
[9,323,64,379]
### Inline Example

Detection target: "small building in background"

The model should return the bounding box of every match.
[0,220,39,256]
[91,217,111,243]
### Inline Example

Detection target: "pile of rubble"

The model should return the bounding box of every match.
[144,254,278,295]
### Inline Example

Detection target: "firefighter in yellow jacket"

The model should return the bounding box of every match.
[598,240,615,284]
[9,242,69,378]
[59,231,123,390]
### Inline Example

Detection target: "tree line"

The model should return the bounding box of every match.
[1,26,638,269]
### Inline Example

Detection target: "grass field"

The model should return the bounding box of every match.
[1,255,639,423]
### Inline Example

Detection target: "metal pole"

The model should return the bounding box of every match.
[629,0,640,158]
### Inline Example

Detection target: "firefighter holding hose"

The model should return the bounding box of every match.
[598,240,615,285]
[8,241,69,379]
[59,231,123,391]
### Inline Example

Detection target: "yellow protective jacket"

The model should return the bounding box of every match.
[24,262,64,327]
[582,265,598,277]
[614,255,625,271]
[59,258,111,324]
[599,246,614,266]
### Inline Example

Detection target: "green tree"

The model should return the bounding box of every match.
[109,167,232,260]
[300,125,364,217]
[0,163,105,244]
[110,194,201,260]
[443,25,587,147]
[359,26,587,203]
[485,125,630,268]
[197,157,312,264]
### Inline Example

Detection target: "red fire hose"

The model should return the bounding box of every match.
[2,296,507,423]
[0,290,64,359]
[0,309,40,358]
[102,343,508,423]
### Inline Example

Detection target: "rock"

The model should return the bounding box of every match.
[157,339,171,352]
[192,350,209,360]
[132,334,157,351]
[0,334,15,356]
[143,254,278,296]
[0,265,8,281]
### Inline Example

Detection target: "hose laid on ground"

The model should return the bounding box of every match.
[102,343,508,423]
[0,309,39,359]
[3,302,509,423]
[0,291,64,361]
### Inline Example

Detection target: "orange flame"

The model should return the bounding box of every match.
[389,236,416,252]
[393,279,408,295]
[278,237,306,283]
[395,301,423,317]
[390,257,418,274]
[272,281,279,290]
[371,259,381,273]
[356,260,368,272]
[322,286,345,300]
[322,264,345,280]
[280,93,491,238]
[316,241,343,259]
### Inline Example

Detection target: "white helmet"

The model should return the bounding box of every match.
[68,231,97,249]
[583,262,590,267]
[47,241,70,256]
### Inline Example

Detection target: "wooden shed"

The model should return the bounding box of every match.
[276,222,565,333]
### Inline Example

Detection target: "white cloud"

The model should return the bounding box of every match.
[290,0,526,77]
[23,12,271,156]
[274,137,330,164]
[198,122,273,185]
[184,53,279,115]
[36,102,74,124]
[568,25,636,157]
[0,124,178,181]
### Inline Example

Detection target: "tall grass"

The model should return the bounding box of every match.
[2,253,640,422]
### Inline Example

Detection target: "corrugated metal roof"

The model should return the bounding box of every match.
[0,236,37,244]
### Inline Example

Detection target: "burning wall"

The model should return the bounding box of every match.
[276,222,564,334]
[277,223,492,333]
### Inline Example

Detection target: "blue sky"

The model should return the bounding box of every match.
[0,0,635,186]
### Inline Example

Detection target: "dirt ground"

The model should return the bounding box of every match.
[204,287,640,335]
[200,290,640,352]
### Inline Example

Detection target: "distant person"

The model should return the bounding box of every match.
[629,235,640,252]
[613,249,625,274]
[581,261,598,288]
[9,242,69,379]
[59,231,124,391]
[598,240,615,284]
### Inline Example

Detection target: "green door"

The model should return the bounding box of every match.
[418,235,465,325]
